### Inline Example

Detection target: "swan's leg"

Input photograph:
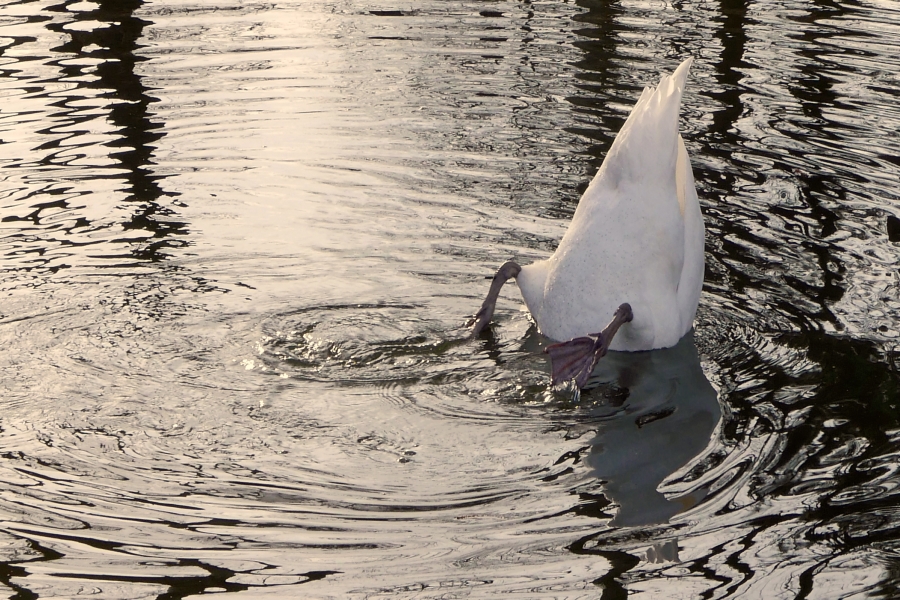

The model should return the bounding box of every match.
[544,303,633,388]
[470,261,522,336]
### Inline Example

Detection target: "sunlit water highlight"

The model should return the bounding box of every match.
[1,0,899,598]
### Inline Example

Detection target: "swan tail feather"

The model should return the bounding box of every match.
[591,58,693,194]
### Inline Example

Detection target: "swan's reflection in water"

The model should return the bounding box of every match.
[584,332,719,528]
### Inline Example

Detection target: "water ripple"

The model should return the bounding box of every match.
[1,0,900,596]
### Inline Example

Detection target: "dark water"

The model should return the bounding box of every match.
[1,0,899,597]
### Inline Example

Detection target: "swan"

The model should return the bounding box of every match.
[471,58,704,388]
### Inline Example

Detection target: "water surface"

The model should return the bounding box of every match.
[1,0,899,598]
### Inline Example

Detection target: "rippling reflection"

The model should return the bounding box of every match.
[0,0,186,281]
[1,0,900,597]
[583,334,720,528]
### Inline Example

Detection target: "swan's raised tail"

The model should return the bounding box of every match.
[538,57,697,348]
[595,58,693,190]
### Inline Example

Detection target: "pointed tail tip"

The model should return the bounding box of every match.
[645,57,692,110]
[671,57,693,88]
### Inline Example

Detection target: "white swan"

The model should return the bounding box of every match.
[471,58,704,388]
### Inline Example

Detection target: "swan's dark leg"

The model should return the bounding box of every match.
[544,303,633,388]
[470,261,521,336]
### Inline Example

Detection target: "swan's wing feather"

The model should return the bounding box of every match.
[675,134,705,332]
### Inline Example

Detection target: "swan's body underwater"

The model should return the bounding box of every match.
[471,58,705,388]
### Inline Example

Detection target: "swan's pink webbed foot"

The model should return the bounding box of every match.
[544,303,633,388]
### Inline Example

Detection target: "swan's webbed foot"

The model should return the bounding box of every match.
[470,261,521,336]
[544,303,633,388]
[543,336,597,387]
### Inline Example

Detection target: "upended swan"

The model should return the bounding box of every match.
[471,58,705,388]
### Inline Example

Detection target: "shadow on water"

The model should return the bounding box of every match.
[582,334,720,529]
[568,327,900,597]
[555,335,719,600]
[569,0,629,170]
[0,0,185,275]
[45,0,186,263]
[45,0,187,262]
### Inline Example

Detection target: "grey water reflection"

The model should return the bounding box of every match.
[583,334,719,528]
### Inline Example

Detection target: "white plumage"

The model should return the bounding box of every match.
[515,58,704,350]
